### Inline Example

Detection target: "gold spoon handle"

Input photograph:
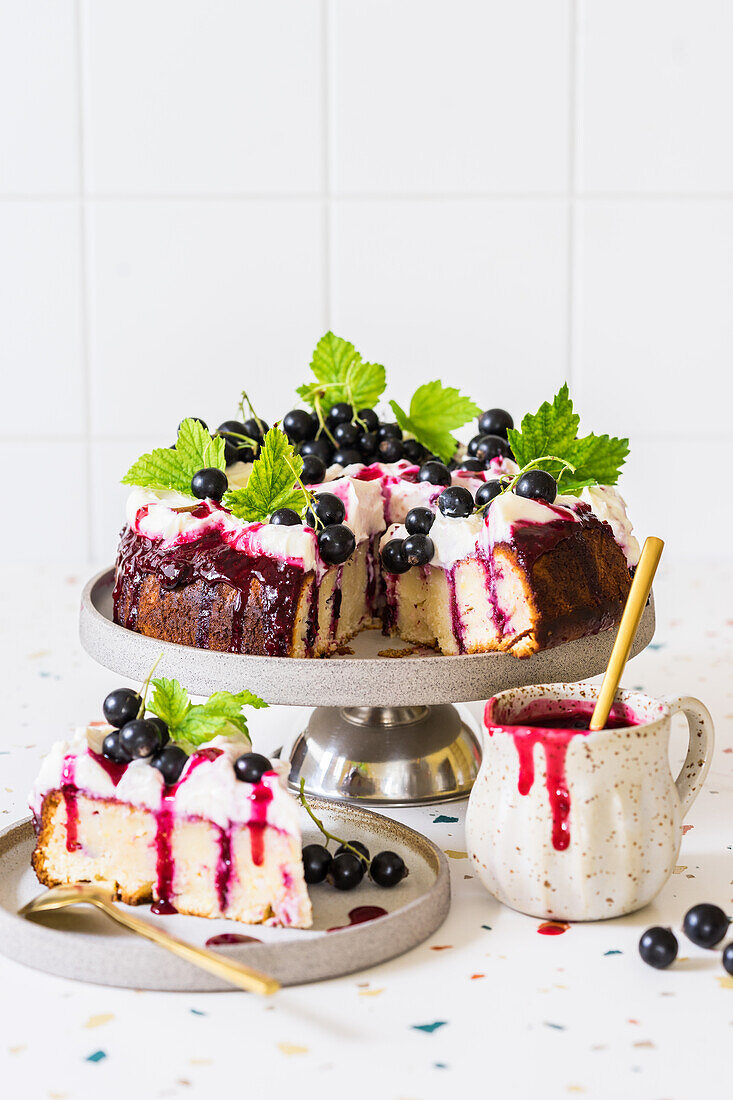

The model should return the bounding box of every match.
[589,535,664,732]
[94,901,280,995]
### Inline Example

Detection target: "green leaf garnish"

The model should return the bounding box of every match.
[390,381,481,465]
[148,677,267,754]
[223,426,309,522]
[121,418,226,495]
[507,385,629,495]
[296,332,386,417]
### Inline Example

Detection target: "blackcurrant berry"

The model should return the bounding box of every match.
[405,507,435,535]
[403,439,428,464]
[478,408,514,438]
[328,852,364,890]
[147,717,170,746]
[102,730,132,765]
[437,485,474,518]
[638,926,678,969]
[331,447,362,467]
[318,524,356,565]
[458,458,485,472]
[103,687,141,728]
[370,850,407,887]
[179,417,208,432]
[474,434,511,464]
[305,492,346,528]
[301,454,327,485]
[378,422,403,441]
[379,438,404,462]
[119,719,164,760]
[333,421,360,447]
[682,903,730,948]
[358,431,379,459]
[283,409,315,444]
[327,402,353,427]
[191,467,228,501]
[300,437,334,466]
[335,841,370,863]
[242,417,268,443]
[234,752,272,784]
[475,479,505,510]
[302,843,332,884]
[723,943,733,975]
[357,408,379,432]
[515,469,557,504]
[380,538,410,574]
[403,533,434,567]
[270,508,302,526]
[418,461,451,487]
[150,743,188,786]
[467,434,484,457]
[217,419,247,445]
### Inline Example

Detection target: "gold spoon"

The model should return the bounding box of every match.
[19,884,280,996]
[588,535,664,731]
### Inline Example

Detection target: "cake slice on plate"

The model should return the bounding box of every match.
[29,679,312,928]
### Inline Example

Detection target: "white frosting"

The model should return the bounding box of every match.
[580,485,640,567]
[29,727,300,837]
[316,474,384,542]
[485,492,579,547]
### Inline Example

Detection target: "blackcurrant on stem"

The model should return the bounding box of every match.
[238,389,267,443]
[501,455,575,497]
[216,427,260,451]
[313,392,337,446]
[298,779,368,863]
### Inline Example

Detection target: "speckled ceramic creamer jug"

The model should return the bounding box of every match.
[466,682,714,921]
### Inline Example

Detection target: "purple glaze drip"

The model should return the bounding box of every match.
[329,566,344,637]
[60,755,81,852]
[216,828,233,913]
[88,749,128,786]
[151,899,178,915]
[445,566,466,654]
[113,526,308,656]
[206,933,262,946]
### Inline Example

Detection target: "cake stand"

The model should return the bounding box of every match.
[80,568,656,806]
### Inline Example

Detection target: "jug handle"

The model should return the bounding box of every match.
[665,696,715,817]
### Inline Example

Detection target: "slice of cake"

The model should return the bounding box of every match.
[30,681,312,928]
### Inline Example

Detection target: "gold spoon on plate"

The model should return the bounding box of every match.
[19,883,280,995]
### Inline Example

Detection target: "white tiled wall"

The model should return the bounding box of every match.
[3,0,732,563]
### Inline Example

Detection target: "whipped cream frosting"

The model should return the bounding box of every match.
[29,727,300,837]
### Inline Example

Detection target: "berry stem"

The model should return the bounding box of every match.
[297,779,368,864]
[238,389,267,442]
[282,452,320,527]
[136,652,164,718]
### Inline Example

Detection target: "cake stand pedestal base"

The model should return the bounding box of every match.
[288,704,482,806]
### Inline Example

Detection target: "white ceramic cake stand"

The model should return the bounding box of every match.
[79,568,656,806]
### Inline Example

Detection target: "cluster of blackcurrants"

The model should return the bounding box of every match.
[639,903,732,971]
[100,686,275,790]
[380,466,559,575]
[301,839,408,891]
[177,414,269,506]
[264,491,356,566]
[100,687,189,785]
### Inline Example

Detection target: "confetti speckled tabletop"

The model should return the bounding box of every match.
[2,561,732,1100]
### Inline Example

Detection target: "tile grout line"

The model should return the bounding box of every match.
[567,0,583,395]
[75,0,94,565]
[321,0,333,329]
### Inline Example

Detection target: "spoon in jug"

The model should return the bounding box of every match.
[589,536,664,732]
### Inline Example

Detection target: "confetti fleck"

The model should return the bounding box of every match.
[444,849,468,859]
[190,1009,206,1016]
[84,1013,114,1029]
[430,945,453,951]
[8,1045,26,1055]
[603,949,622,956]
[717,976,733,990]
[277,1043,308,1056]
[470,973,485,980]
[481,924,492,931]
[673,865,688,875]
[633,1041,655,1049]
[86,1050,107,1063]
[433,815,459,823]
[190,1058,213,1066]
[682,824,694,835]
[358,988,385,997]
[434,1063,449,1069]
[544,1022,566,1031]
[412,1021,447,1034]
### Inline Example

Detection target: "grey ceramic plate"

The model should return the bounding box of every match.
[0,800,449,991]
[79,569,655,706]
